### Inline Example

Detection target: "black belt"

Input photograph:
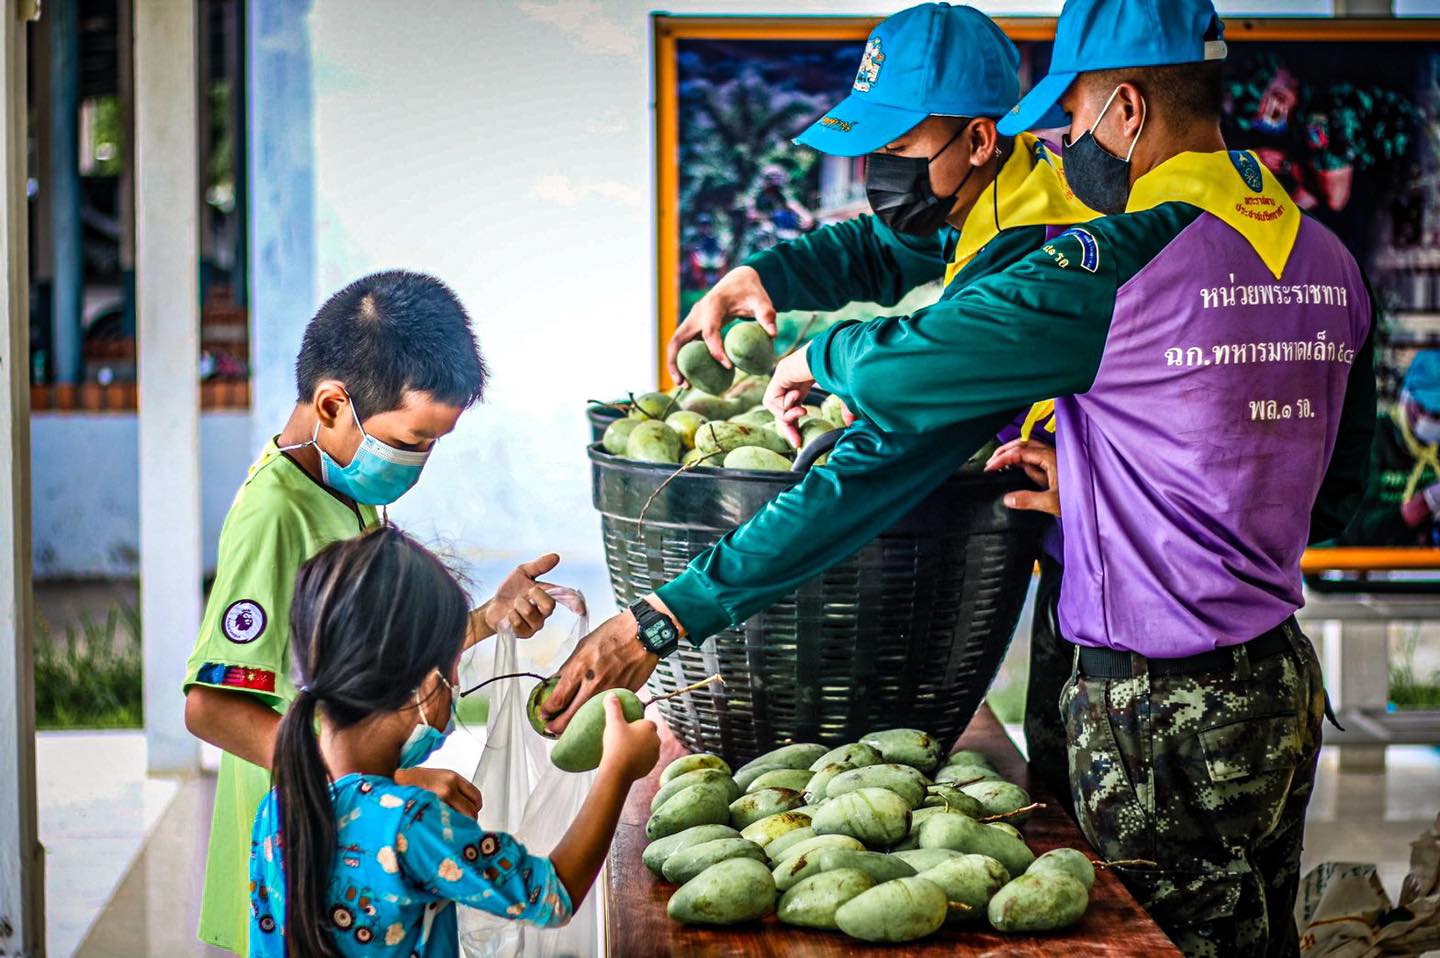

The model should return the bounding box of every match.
[1077,618,1297,679]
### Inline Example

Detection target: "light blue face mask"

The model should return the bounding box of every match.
[284,391,431,505]
[399,674,458,769]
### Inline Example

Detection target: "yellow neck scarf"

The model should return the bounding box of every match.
[1392,404,1440,501]
[943,132,1098,286]
[1127,149,1301,280]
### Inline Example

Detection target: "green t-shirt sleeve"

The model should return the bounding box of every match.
[744,214,949,313]
[655,415,1010,639]
[183,490,305,708]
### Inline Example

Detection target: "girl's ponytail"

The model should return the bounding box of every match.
[272,527,470,955]
[274,689,341,958]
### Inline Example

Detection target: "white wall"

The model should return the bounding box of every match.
[30,412,251,579]
[253,0,1409,567]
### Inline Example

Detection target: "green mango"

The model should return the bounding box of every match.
[732,762,788,792]
[989,822,1023,841]
[723,321,776,376]
[934,763,1004,786]
[695,421,789,456]
[660,753,731,784]
[643,824,741,877]
[664,410,708,450]
[763,825,816,863]
[624,420,681,464]
[808,742,882,772]
[923,785,985,817]
[729,407,774,428]
[677,339,735,396]
[917,810,1034,879]
[773,847,914,892]
[650,768,740,811]
[860,728,945,774]
[739,810,812,851]
[824,764,928,809]
[960,781,1033,822]
[662,838,767,885]
[727,375,768,408]
[891,848,965,872]
[987,871,1090,932]
[550,690,644,772]
[723,447,791,472]
[918,854,1011,921]
[647,782,733,841]
[811,787,911,848]
[835,876,948,943]
[681,446,717,469]
[526,676,559,738]
[910,805,969,832]
[771,832,864,866]
[601,418,640,456]
[942,749,995,770]
[804,762,856,804]
[667,857,776,926]
[820,393,847,426]
[680,391,744,420]
[1028,848,1096,891]
[890,833,920,851]
[746,768,814,794]
[776,868,875,931]
[799,417,837,448]
[628,391,679,420]
[729,788,805,830]
[737,743,829,775]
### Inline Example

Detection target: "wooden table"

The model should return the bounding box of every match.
[605,704,1182,956]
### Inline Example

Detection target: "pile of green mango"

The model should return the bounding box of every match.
[640,728,1096,940]
[595,322,849,472]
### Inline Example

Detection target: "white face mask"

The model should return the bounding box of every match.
[398,673,458,768]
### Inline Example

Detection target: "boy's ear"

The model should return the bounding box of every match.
[312,380,351,428]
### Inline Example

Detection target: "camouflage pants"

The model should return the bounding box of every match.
[1063,622,1326,958]
[1023,555,1074,818]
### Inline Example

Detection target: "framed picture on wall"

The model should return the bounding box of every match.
[652,14,1440,561]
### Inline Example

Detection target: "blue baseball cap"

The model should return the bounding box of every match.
[796,4,1022,157]
[997,0,1228,136]
[1406,351,1440,412]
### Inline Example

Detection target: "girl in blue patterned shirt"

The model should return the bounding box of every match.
[249,528,660,956]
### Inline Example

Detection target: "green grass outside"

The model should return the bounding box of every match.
[34,603,143,730]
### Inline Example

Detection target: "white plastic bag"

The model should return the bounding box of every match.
[459,586,604,958]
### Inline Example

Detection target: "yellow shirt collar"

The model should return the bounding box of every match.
[1127,149,1301,280]
[944,131,1099,286]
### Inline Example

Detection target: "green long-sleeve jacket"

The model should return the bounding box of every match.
[655,214,1050,639]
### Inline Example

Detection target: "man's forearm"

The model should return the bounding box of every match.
[183,685,281,769]
[655,415,1009,640]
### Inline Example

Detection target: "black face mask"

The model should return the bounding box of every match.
[865,123,977,236]
[1062,86,1146,216]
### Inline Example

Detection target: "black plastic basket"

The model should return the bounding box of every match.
[590,437,1045,766]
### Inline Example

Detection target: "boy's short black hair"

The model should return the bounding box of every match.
[294,270,488,417]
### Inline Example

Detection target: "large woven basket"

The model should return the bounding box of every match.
[590,434,1045,766]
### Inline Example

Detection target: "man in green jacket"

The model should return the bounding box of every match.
[544,1,1092,806]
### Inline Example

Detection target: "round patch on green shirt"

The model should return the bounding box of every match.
[222,599,268,644]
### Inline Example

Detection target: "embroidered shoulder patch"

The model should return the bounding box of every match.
[222,599,268,644]
[1230,150,1264,193]
[195,662,277,693]
[1043,227,1100,273]
[853,36,884,93]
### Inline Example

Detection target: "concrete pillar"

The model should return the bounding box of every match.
[135,0,202,775]
[1333,0,1394,12]
[48,0,81,384]
[1336,621,1390,772]
[0,3,43,954]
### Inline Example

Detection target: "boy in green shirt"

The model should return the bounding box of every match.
[182,270,561,954]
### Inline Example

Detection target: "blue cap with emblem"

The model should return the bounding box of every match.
[1405,351,1440,413]
[795,3,1027,158]
[997,0,1227,136]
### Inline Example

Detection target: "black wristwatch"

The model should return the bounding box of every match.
[630,598,681,658]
